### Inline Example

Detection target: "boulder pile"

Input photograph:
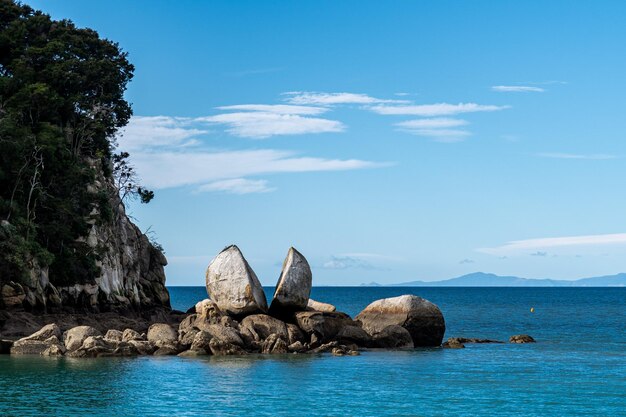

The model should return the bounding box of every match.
[5,245,450,357]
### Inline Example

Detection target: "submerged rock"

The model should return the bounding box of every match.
[442,339,465,349]
[356,295,445,347]
[269,247,312,316]
[509,334,536,344]
[205,245,268,316]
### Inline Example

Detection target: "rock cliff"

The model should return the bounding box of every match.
[0,169,170,314]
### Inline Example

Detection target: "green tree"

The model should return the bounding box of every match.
[0,0,152,286]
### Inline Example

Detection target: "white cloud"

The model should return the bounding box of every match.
[477,233,626,256]
[215,104,328,115]
[198,111,344,138]
[283,91,408,105]
[492,85,545,93]
[538,153,617,160]
[400,129,471,142]
[117,116,208,151]
[370,102,509,116]
[132,149,389,190]
[395,118,468,129]
[197,178,275,194]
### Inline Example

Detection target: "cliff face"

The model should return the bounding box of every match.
[0,170,171,314]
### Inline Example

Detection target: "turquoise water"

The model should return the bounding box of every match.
[1,287,624,416]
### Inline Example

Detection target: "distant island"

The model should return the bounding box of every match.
[359,272,626,287]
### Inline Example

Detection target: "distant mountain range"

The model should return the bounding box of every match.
[360,272,626,287]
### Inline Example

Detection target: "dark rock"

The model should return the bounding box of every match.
[509,334,536,344]
[295,311,354,343]
[0,339,13,354]
[208,339,247,356]
[442,339,465,349]
[336,325,372,347]
[240,314,289,341]
[356,295,445,347]
[371,325,414,349]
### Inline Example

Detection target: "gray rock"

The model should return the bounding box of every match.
[356,295,445,347]
[286,323,306,345]
[295,311,355,343]
[122,328,144,342]
[23,323,62,342]
[336,325,372,347]
[147,323,178,347]
[202,324,244,347]
[190,331,213,353]
[287,341,306,353]
[42,343,66,356]
[205,245,268,316]
[261,333,289,354]
[64,326,101,351]
[208,339,247,356]
[269,247,312,315]
[370,325,414,349]
[178,349,208,357]
[104,329,123,342]
[11,335,65,355]
[442,339,465,349]
[240,314,289,341]
[509,334,536,344]
[153,344,180,356]
[128,340,157,355]
[307,299,336,313]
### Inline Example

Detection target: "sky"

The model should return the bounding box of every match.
[31,0,626,285]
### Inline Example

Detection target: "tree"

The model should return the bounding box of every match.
[0,0,150,286]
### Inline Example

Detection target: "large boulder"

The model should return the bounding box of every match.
[371,325,414,348]
[356,295,445,347]
[10,324,64,355]
[269,247,312,316]
[205,245,268,316]
[295,311,355,343]
[64,326,101,351]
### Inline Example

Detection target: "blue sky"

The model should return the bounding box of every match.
[33,0,626,285]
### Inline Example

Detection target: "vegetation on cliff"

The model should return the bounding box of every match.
[0,0,152,290]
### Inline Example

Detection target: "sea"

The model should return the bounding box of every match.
[0,287,624,416]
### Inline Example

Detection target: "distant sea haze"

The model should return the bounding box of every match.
[360,272,626,287]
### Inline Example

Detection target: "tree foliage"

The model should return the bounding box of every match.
[0,0,150,286]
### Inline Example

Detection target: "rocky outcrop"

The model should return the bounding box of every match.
[205,245,267,316]
[10,323,64,355]
[0,167,171,314]
[509,334,535,343]
[295,311,355,344]
[269,247,312,316]
[356,295,445,347]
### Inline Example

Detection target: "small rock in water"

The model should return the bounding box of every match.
[509,334,536,344]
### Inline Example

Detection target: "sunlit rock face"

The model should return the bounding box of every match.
[269,247,312,316]
[356,295,445,347]
[205,245,268,316]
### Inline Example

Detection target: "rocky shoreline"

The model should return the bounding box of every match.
[0,245,535,358]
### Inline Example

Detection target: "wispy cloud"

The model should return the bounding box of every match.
[117,116,208,151]
[477,233,626,256]
[369,102,509,116]
[199,110,344,139]
[215,104,328,115]
[283,91,408,105]
[530,251,548,257]
[459,258,475,264]
[197,178,275,194]
[395,118,471,142]
[118,116,388,193]
[537,153,617,160]
[133,149,388,190]
[492,85,545,93]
